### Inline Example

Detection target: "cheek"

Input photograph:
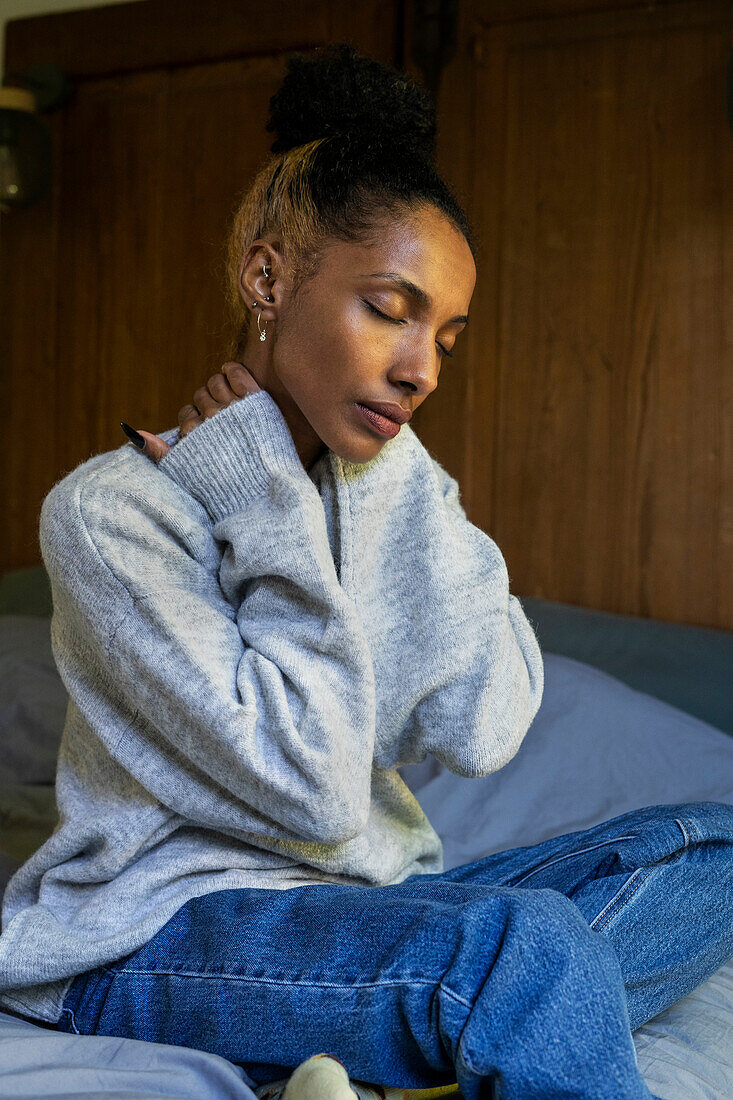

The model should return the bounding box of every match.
[336,302,395,372]
[287,299,355,359]
[322,301,367,356]
[310,308,377,382]
[278,299,383,403]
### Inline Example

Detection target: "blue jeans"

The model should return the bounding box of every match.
[58,800,733,1100]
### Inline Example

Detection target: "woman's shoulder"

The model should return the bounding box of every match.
[43,432,201,522]
[392,424,466,516]
[40,433,220,600]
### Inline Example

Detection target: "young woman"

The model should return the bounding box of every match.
[0,43,731,1100]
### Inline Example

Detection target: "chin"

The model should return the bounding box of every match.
[313,407,388,466]
[330,435,385,466]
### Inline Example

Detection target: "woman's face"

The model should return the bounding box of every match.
[239,204,476,470]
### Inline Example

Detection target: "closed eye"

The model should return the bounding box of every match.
[361,299,455,359]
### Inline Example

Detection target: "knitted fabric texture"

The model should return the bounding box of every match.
[0,390,544,1023]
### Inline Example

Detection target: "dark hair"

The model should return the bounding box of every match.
[224,42,477,359]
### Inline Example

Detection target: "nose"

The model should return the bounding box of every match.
[392,341,441,398]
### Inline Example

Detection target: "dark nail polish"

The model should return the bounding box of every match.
[120,421,146,450]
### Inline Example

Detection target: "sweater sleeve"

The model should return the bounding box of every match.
[437,462,546,759]
[39,391,376,846]
[421,459,545,776]
[342,435,545,778]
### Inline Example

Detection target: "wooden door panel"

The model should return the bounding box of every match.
[464,0,733,627]
[2,0,397,571]
[54,57,290,460]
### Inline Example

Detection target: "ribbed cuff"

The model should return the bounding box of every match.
[157,390,306,524]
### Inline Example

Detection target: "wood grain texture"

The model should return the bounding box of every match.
[3,0,732,632]
[406,0,731,628]
[2,0,397,574]
[465,0,733,627]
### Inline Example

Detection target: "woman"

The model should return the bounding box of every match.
[0,43,731,1100]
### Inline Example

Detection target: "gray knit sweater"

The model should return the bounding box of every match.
[0,390,544,1023]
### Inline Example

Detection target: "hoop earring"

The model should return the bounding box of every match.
[253,263,271,341]
[249,301,267,338]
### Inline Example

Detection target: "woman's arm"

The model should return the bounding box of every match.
[340,431,545,778]
[426,457,545,772]
[40,389,376,847]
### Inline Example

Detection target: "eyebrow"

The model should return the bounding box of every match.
[362,272,469,325]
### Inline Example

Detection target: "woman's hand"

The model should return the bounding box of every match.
[126,362,262,463]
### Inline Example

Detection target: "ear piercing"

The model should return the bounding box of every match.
[252,264,273,341]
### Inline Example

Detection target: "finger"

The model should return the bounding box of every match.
[206,371,240,406]
[133,430,171,464]
[192,384,225,420]
[222,360,261,397]
[178,403,203,437]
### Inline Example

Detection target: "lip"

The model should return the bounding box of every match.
[355,403,402,439]
[358,401,412,424]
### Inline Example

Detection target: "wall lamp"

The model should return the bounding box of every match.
[0,64,71,212]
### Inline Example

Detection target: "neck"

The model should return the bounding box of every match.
[238,341,327,472]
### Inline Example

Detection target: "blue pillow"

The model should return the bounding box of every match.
[520,596,733,737]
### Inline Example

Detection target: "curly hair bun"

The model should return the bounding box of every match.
[266,42,437,164]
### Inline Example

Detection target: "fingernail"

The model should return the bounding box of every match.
[120,421,146,450]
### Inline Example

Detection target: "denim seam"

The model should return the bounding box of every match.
[589,817,699,932]
[675,816,697,846]
[65,966,119,1034]
[58,1006,80,1034]
[109,967,474,1008]
[589,866,654,932]
[439,984,473,1011]
[508,835,638,888]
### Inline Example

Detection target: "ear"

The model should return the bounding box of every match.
[238,240,284,319]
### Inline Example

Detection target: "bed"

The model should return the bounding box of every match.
[0,563,732,1099]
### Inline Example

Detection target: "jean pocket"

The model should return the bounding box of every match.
[587,839,689,932]
[507,835,639,888]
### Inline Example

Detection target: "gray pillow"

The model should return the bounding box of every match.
[0,566,53,618]
[0,616,68,786]
[520,596,733,736]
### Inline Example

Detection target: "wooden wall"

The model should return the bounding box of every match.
[410,0,733,629]
[3,0,732,630]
